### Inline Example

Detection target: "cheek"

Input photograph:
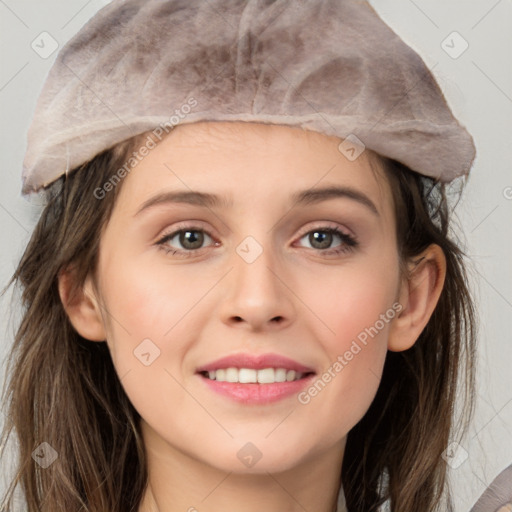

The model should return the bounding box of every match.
[97,256,197,377]
[306,259,399,352]
[296,261,399,437]
[97,258,201,434]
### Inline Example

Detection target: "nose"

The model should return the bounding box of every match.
[219,240,296,332]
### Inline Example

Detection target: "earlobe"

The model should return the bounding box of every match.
[388,244,447,352]
[57,266,107,342]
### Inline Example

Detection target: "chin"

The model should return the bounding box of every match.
[198,438,312,475]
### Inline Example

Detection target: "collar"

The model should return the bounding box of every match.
[336,484,348,512]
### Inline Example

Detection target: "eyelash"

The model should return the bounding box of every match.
[155,222,358,258]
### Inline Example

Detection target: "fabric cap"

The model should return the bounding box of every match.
[21,0,476,195]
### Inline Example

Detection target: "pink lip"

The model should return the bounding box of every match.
[199,375,316,404]
[195,353,316,405]
[195,353,316,373]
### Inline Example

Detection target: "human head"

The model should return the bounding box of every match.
[1,120,475,511]
[4,1,477,511]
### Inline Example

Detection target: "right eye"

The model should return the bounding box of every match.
[155,224,218,257]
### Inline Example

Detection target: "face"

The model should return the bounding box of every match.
[91,121,402,474]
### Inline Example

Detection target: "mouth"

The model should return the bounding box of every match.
[195,353,317,404]
[198,367,316,384]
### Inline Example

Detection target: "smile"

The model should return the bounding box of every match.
[199,367,313,383]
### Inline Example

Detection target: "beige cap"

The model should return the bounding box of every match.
[21,0,476,195]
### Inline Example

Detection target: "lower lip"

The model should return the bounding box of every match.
[198,373,316,404]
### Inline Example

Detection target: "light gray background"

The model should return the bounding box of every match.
[1,1,511,510]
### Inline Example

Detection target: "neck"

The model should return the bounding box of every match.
[137,420,345,512]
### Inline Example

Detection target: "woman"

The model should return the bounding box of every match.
[2,1,494,510]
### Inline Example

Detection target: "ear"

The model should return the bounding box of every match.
[388,244,446,352]
[58,266,107,342]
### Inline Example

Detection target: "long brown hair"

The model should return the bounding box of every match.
[0,133,476,512]
[342,158,476,511]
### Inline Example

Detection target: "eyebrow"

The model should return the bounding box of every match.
[291,186,379,216]
[133,185,379,217]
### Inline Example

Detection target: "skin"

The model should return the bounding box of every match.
[59,121,446,512]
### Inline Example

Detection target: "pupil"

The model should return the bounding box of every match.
[181,230,203,249]
[311,231,331,249]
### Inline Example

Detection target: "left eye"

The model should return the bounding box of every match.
[296,227,357,254]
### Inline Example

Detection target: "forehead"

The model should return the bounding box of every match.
[166,121,338,150]
[113,121,393,219]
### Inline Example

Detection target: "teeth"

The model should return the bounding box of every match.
[225,367,238,383]
[205,367,305,383]
[275,368,287,382]
[239,368,257,383]
[257,368,275,384]
[286,370,297,382]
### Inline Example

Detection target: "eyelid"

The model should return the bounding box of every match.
[156,221,217,241]
[294,221,354,239]
[156,220,352,245]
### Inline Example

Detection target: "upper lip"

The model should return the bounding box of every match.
[196,353,316,374]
